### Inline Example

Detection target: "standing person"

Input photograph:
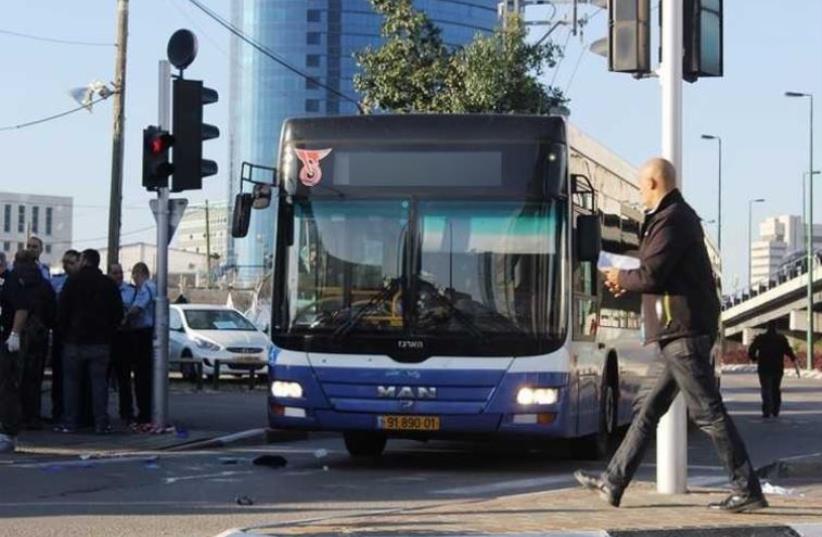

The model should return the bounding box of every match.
[24,236,51,281]
[14,252,56,430]
[108,263,137,424]
[0,251,38,453]
[748,321,798,418]
[125,262,155,426]
[56,249,123,433]
[49,250,81,424]
[573,158,766,513]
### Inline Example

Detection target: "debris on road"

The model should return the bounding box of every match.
[762,482,803,497]
[235,495,254,506]
[252,454,287,468]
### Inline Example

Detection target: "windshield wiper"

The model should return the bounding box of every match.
[332,277,403,339]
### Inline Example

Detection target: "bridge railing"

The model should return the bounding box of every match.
[722,252,822,311]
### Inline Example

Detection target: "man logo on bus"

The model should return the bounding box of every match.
[293,147,332,187]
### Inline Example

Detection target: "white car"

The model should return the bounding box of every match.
[169,304,271,378]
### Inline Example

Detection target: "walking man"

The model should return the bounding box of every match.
[57,249,123,433]
[574,158,766,513]
[748,321,798,418]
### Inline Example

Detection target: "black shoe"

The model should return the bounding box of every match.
[574,470,623,507]
[708,492,768,513]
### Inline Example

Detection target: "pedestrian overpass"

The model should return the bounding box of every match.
[722,255,822,344]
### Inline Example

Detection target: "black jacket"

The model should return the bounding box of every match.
[58,266,124,345]
[748,330,796,374]
[619,189,720,344]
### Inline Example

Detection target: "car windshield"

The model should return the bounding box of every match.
[184,310,257,331]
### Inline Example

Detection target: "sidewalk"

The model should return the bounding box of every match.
[229,481,822,536]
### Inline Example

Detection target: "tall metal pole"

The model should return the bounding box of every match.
[717,137,722,253]
[107,0,129,269]
[657,0,687,495]
[808,95,814,371]
[205,200,212,289]
[153,60,171,430]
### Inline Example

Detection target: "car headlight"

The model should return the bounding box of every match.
[271,381,303,399]
[517,387,559,405]
[193,337,221,351]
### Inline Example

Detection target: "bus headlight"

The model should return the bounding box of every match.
[271,381,303,399]
[517,387,559,405]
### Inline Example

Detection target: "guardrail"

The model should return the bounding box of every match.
[168,357,264,391]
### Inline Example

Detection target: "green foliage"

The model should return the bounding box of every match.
[354,1,566,114]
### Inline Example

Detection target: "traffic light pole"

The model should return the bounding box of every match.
[153,59,171,430]
[657,0,687,495]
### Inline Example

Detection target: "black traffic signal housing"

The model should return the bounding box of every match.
[607,0,651,75]
[171,78,219,192]
[142,126,174,191]
[683,0,723,83]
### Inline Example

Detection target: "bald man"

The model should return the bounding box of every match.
[574,158,766,513]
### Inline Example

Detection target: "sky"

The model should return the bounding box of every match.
[1,0,820,293]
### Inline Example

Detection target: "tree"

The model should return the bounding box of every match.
[354,0,566,114]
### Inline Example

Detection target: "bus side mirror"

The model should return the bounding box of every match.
[231,193,254,238]
[577,214,602,263]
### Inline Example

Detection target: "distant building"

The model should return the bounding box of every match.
[750,215,822,285]
[0,192,73,271]
[98,242,210,288]
[175,201,229,263]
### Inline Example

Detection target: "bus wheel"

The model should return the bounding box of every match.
[577,376,619,460]
[343,432,387,458]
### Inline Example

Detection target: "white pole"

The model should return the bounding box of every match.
[657,0,687,495]
[152,60,171,430]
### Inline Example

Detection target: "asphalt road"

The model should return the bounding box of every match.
[0,372,819,537]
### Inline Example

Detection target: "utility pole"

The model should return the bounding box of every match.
[153,60,171,430]
[657,0,687,496]
[205,200,212,288]
[107,0,129,269]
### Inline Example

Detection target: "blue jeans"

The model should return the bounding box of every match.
[62,344,111,429]
[604,335,762,496]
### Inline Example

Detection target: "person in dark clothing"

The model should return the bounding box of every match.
[13,251,57,430]
[748,321,797,418]
[56,249,123,433]
[109,263,137,424]
[574,158,766,513]
[125,262,155,425]
[49,249,81,424]
[0,251,37,453]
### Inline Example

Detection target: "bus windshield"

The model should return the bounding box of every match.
[286,198,566,343]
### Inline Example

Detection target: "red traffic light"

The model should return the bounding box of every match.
[149,133,173,155]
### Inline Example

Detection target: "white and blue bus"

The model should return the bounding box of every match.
[233,114,657,458]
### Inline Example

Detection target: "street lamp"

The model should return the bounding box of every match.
[786,91,815,370]
[700,134,722,253]
[748,198,765,289]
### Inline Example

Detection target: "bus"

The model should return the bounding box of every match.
[232,114,657,459]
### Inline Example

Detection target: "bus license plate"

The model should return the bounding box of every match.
[378,415,440,431]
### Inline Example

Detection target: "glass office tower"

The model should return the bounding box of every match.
[226,0,498,283]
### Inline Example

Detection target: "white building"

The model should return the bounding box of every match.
[98,242,209,286]
[0,192,73,270]
[750,215,822,285]
[175,201,229,263]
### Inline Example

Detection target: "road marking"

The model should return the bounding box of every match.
[165,470,253,484]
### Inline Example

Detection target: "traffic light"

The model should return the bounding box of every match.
[171,78,219,192]
[683,0,723,83]
[142,126,174,191]
[607,0,650,74]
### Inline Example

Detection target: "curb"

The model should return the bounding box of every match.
[758,453,822,479]
[166,428,308,451]
[214,527,822,537]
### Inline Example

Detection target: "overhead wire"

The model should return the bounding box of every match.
[0,28,114,47]
[0,94,112,132]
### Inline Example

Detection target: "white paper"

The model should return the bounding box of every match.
[597,251,640,271]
